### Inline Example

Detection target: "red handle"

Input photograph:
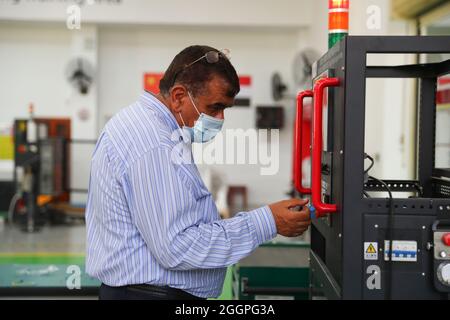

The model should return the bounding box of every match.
[294,90,313,194]
[311,77,340,216]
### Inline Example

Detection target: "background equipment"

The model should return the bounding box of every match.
[12,109,71,232]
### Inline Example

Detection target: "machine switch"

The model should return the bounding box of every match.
[437,263,450,286]
[442,233,450,247]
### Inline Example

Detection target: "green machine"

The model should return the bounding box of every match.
[232,240,310,300]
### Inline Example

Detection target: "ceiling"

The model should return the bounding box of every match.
[392,0,449,19]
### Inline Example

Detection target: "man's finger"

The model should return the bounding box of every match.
[283,198,309,209]
[297,220,311,228]
[297,226,309,233]
[292,229,307,237]
[290,208,311,221]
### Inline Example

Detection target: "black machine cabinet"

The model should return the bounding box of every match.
[299,36,450,300]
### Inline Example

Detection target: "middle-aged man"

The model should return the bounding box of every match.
[86,45,311,300]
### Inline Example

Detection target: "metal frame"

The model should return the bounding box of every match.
[308,36,450,299]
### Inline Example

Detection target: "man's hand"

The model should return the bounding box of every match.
[268,198,311,237]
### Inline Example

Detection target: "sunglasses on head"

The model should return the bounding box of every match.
[170,49,230,87]
[185,49,230,68]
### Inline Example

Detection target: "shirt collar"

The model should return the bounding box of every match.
[139,91,180,132]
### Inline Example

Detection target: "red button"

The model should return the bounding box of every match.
[17,145,26,154]
[442,233,450,246]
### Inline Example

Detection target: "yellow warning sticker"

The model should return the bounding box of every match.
[366,244,376,254]
[364,242,378,260]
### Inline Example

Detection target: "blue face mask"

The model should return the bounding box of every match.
[179,92,224,143]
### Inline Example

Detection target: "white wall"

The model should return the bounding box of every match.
[0,0,423,208]
[0,0,317,208]
[0,22,306,206]
[0,0,313,28]
[0,22,73,185]
[98,25,302,205]
[0,23,71,121]
[0,22,98,203]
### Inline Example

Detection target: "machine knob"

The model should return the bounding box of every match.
[442,233,450,246]
[440,251,447,258]
[437,263,450,286]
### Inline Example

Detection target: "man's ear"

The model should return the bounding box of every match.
[169,85,188,113]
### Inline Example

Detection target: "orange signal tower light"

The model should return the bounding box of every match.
[329,0,349,48]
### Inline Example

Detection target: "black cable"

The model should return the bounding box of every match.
[364,153,374,174]
[364,153,396,299]
[413,182,424,197]
[369,175,394,300]
[363,153,375,197]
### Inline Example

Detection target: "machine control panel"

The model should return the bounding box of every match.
[434,231,450,261]
[433,228,450,291]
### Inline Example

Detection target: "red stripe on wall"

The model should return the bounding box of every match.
[144,73,164,94]
[438,77,450,85]
[437,89,450,104]
[239,76,251,86]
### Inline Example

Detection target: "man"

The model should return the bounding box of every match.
[86,45,311,300]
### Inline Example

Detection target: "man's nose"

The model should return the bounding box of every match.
[216,110,225,120]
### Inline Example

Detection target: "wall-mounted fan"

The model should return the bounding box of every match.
[271,72,288,101]
[293,48,320,87]
[271,48,320,101]
[65,57,94,95]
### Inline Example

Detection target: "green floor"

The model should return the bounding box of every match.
[0,253,233,299]
[0,210,232,299]
[0,254,100,289]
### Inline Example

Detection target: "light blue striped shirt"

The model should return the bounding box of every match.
[85,91,277,298]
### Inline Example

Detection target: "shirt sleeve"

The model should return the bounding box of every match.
[124,147,277,271]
